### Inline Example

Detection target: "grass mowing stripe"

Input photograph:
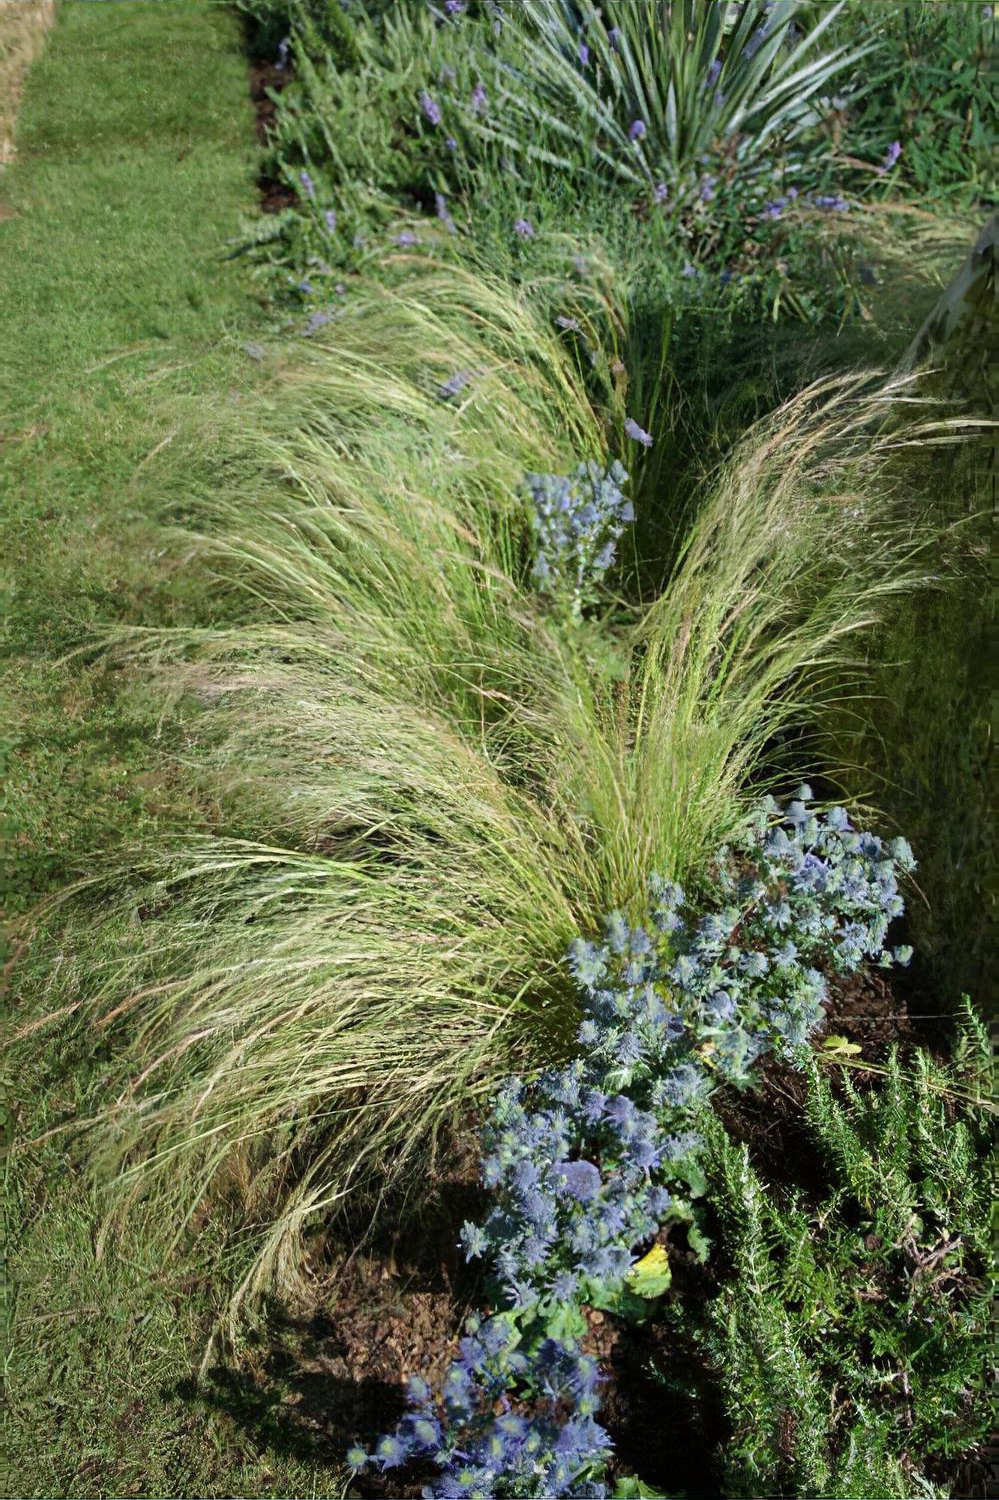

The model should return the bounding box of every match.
[2,5,344,1496]
[0,0,269,909]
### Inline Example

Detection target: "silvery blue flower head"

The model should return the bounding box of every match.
[374,1433,410,1470]
[628,119,647,141]
[323,208,337,233]
[471,80,488,113]
[578,41,590,64]
[513,217,536,239]
[299,170,315,200]
[654,182,669,203]
[555,1159,602,1202]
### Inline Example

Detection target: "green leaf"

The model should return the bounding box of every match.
[543,1302,588,1344]
[823,1034,864,1058]
[676,1158,709,1199]
[687,1222,712,1263]
[613,1475,672,1498]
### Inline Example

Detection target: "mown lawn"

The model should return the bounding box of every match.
[1,5,343,1495]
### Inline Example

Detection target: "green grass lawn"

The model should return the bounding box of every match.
[1,5,344,1495]
[0,0,273,909]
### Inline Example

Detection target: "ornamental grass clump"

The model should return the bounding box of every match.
[351,793,918,1498]
[15,259,945,1314]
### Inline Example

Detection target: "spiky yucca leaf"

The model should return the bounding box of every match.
[480,0,871,189]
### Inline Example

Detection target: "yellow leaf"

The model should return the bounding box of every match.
[823,1035,863,1057]
[626,1243,672,1299]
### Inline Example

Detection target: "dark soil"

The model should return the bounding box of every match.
[248,57,296,214]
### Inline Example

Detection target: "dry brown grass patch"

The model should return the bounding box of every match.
[0,0,55,167]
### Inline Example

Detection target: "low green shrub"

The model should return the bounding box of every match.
[659,1002,994,1498]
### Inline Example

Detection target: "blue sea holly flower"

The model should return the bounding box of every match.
[555,1159,602,1201]
[374,1433,410,1470]
[438,369,473,401]
[460,1221,489,1259]
[628,118,647,141]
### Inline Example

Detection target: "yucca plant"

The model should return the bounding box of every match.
[478,1,869,194]
[15,263,947,1319]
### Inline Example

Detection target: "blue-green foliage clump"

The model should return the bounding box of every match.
[524,460,632,618]
[349,792,918,1498]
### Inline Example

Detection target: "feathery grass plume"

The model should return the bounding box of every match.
[13,269,946,1317]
